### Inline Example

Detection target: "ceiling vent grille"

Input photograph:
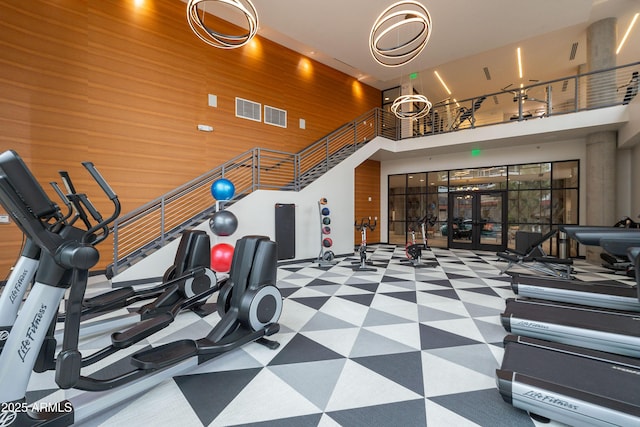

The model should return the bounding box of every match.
[492,95,499,105]
[236,97,261,122]
[264,105,287,128]
[561,79,569,92]
[569,42,578,60]
[483,67,492,81]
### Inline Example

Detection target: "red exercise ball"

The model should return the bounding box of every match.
[210,243,234,273]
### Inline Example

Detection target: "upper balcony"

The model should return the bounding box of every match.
[374,61,640,160]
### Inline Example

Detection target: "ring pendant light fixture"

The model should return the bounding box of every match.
[391,94,432,120]
[187,0,258,49]
[369,0,432,68]
[371,1,433,120]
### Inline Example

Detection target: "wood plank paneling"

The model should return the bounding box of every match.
[0,0,380,275]
[0,0,89,276]
[354,160,381,244]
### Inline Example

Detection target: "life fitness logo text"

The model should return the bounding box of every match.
[9,269,29,304]
[0,409,17,427]
[17,303,47,363]
[524,390,578,411]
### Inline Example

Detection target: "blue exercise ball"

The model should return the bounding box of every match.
[211,178,235,201]
[209,210,238,237]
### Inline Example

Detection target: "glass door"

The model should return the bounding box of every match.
[448,191,506,251]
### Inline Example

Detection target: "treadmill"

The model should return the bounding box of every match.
[501,297,640,357]
[510,226,640,311]
[503,232,640,357]
[497,335,640,426]
[510,272,639,312]
[496,247,640,426]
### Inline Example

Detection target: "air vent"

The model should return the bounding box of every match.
[569,42,578,60]
[264,105,287,128]
[483,67,492,81]
[235,97,261,122]
[561,79,569,92]
[492,95,499,105]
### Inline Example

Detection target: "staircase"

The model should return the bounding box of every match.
[107,108,397,277]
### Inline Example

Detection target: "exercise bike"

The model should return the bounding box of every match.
[352,217,377,271]
[402,215,437,268]
[0,150,283,426]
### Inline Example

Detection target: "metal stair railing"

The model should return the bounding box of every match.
[108,108,396,276]
[297,109,390,190]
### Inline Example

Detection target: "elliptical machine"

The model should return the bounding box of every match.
[352,217,377,271]
[0,150,283,426]
[0,168,217,354]
[402,214,437,268]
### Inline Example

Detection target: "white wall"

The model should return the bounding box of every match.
[633,144,640,218]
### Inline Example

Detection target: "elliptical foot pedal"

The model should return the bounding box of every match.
[111,313,174,349]
[257,337,279,350]
[131,339,198,370]
[84,287,135,308]
[190,302,216,317]
[529,412,551,423]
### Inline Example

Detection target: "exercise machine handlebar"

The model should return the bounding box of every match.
[82,161,118,202]
[355,217,377,231]
[50,181,74,226]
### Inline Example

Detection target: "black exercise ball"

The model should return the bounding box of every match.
[209,210,238,236]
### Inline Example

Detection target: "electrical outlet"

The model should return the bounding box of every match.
[0,214,10,224]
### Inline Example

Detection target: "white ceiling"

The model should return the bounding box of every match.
[186,0,640,103]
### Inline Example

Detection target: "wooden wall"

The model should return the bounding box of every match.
[0,0,380,275]
[354,159,381,244]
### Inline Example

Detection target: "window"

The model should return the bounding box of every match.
[388,161,579,255]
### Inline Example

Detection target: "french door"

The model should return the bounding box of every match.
[448,191,507,251]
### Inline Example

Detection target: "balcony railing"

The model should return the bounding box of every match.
[107,62,639,276]
[413,61,639,136]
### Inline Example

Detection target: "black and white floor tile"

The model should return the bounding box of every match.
[25,245,636,426]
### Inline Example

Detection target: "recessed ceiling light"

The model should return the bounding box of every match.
[517,47,523,79]
[617,13,639,54]
[434,70,452,95]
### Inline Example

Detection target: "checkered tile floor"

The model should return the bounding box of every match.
[25,245,636,426]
